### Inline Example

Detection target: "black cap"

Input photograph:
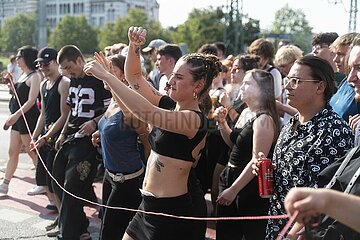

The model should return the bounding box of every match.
[35,47,57,63]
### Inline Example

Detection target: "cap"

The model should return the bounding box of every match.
[35,47,57,63]
[142,39,167,52]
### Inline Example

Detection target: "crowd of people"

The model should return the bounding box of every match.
[0,26,359,240]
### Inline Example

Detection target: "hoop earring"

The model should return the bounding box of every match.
[193,91,198,100]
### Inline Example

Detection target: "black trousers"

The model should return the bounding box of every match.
[35,145,57,192]
[99,170,143,240]
[216,166,269,240]
[52,137,98,240]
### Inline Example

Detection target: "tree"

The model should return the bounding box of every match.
[98,9,170,51]
[271,4,313,52]
[0,13,37,51]
[48,15,98,53]
[242,18,260,48]
[171,7,225,53]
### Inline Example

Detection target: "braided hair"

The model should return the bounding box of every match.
[182,53,222,114]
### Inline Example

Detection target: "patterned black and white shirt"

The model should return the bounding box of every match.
[266,105,354,239]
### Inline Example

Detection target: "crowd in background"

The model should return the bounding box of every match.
[0,27,360,240]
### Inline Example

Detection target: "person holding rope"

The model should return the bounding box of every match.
[0,46,42,196]
[84,26,222,240]
[29,47,71,236]
[52,45,112,240]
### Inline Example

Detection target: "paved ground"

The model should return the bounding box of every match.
[0,162,217,239]
[0,159,102,239]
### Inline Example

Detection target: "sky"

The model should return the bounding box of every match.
[156,0,354,36]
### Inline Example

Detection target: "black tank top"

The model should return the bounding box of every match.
[148,96,208,162]
[13,72,39,115]
[229,112,274,167]
[41,75,62,128]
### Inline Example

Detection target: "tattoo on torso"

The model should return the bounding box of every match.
[154,159,164,172]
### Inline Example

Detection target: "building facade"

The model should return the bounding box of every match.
[0,0,159,28]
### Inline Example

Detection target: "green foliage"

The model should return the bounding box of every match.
[0,13,37,51]
[242,18,261,47]
[99,9,170,51]
[48,15,98,53]
[170,7,225,53]
[271,4,313,52]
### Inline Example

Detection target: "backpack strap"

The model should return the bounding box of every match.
[321,147,359,223]
[325,147,359,189]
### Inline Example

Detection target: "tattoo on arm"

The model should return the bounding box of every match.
[152,89,162,96]
[154,159,164,172]
[134,83,140,90]
[135,47,140,57]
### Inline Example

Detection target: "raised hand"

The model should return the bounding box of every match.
[84,60,109,81]
[128,26,147,47]
[94,52,113,74]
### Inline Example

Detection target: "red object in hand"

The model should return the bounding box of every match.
[258,158,274,198]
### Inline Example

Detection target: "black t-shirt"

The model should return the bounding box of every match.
[66,75,112,134]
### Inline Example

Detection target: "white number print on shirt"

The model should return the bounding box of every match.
[70,87,95,118]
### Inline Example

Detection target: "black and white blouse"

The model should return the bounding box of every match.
[265,105,354,240]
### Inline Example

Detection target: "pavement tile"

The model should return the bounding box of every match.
[0,208,33,222]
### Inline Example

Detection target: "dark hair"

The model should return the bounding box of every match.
[110,54,126,73]
[182,53,222,114]
[157,44,182,62]
[312,32,339,46]
[295,55,335,102]
[238,54,260,71]
[197,43,219,56]
[249,69,280,142]
[17,45,38,70]
[57,45,84,64]
[213,42,226,54]
[247,39,275,62]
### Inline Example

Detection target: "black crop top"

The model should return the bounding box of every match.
[148,96,208,162]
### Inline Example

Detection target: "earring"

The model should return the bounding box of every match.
[193,91,198,100]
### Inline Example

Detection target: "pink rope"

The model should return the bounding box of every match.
[276,210,299,240]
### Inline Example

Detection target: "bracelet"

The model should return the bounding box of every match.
[138,132,148,137]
